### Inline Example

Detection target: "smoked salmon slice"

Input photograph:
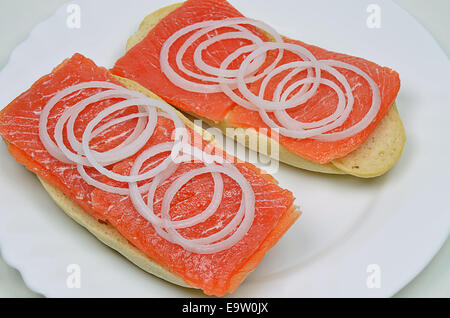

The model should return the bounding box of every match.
[0,53,299,296]
[0,54,120,219]
[111,0,401,163]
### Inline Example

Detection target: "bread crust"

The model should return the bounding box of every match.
[124,2,406,178]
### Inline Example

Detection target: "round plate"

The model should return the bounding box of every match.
[0,0,448,297]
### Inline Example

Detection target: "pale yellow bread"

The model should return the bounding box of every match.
[3,74,301,295]
[124,2,406,178]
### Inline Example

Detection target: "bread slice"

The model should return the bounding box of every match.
[124,2,406,178]
[2,73,300,295]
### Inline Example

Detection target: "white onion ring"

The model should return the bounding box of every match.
[188,27,266,81]
[129,147,255,254]
[160,17,382,142]
[39,81,256,254]
[39,81,128,163]
[77,143,174,195]
[54,91,156,166]
[313,60,381,141]
[160,18,284,93]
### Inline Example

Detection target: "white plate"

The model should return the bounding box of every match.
[0,0,449,298]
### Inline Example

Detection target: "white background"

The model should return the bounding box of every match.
[0,0,448,297]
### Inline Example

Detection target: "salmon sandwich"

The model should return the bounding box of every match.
[0,54,300,296]
[112,0,406,178]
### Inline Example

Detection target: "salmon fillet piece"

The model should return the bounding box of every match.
[111,0,401,163]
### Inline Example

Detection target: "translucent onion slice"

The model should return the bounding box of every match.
[77,143,175,195]
[77,164,149,195]
[129,146,255,254]
[312,60,381,141]
[65,90,148,161]
[160,17,382,142]
[235,42,321,111]
[40,82,188,184]
[39,80,257,254]
[83,104,171,183]
[160,17,283,93]
[189,27,266,81]
[39,81,127,163]
[53,90,155,166]
[256,60,354,138]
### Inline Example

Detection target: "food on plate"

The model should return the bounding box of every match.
[0,53,300,296]
[112,0,406,177]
